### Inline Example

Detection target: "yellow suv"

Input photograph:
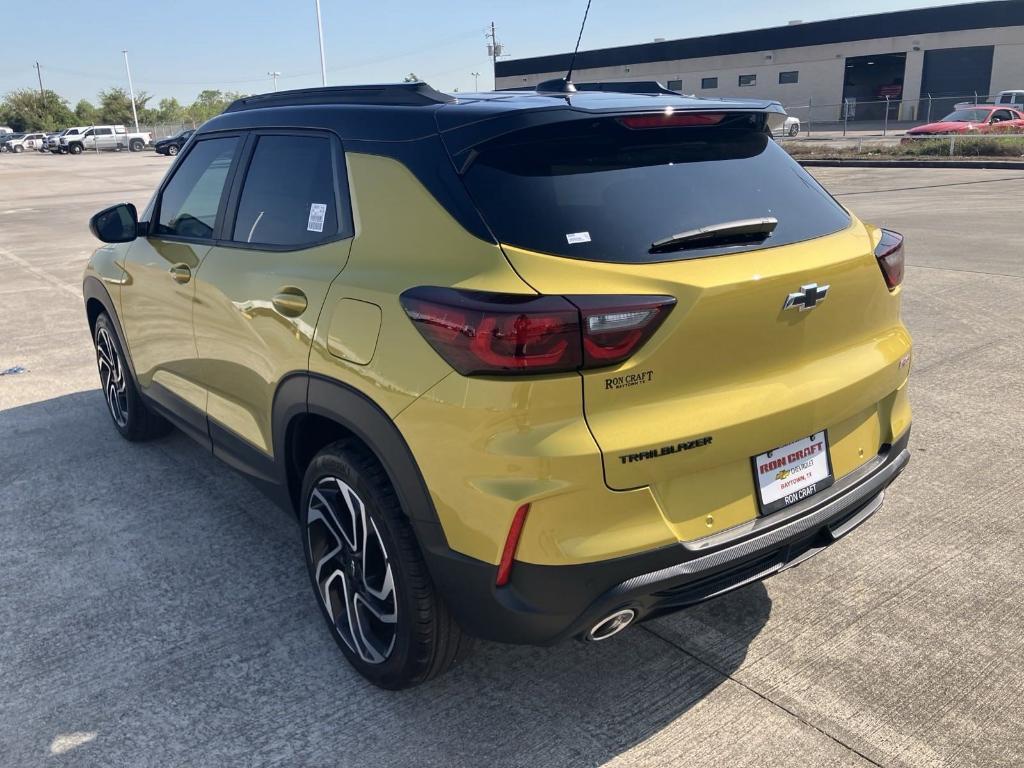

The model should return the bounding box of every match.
[83,83,911,689]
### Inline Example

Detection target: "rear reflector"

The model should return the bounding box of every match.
[496,504,529,587]
[875,229,905,290]
[400,287,675,375]
[618,112,726,129]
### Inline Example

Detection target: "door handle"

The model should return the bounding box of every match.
[169,263,191,284]
[272,289,308,318]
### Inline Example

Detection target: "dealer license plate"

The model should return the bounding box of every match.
[753,431,834,515]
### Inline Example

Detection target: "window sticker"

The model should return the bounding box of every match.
[307,203,327,233]
[566,231,591,244]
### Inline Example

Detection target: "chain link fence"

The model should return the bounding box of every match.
[781,92,1020,137]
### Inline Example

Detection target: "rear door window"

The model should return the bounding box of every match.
[231,134,350,248]
[460,115,851,263]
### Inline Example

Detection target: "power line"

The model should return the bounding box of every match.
[24,28,485,96]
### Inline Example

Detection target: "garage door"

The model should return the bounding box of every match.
[920,46,994,119]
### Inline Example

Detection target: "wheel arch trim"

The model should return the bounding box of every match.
[275,373,446,538]
[83,275,138,385]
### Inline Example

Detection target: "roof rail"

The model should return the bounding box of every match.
[224,82,455,113]
[572,81,679,95]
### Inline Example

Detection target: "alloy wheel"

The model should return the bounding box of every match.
[307,477,398,664]
[95,326,128,427]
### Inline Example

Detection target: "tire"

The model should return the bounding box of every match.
[13,145,23,153]
[68,143,82,155]
[129,139,144,152]
[93,313,172,441]
[788,123,799,137]
[167,145,179,156]
[301,440,472,689]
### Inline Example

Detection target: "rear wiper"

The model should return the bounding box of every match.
[649,217,778,254]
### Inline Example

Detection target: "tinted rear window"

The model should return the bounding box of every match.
[461,116,850,263]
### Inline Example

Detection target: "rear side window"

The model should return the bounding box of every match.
[155,137,238,240]
[460,116,851,264]
[232,134,348,247]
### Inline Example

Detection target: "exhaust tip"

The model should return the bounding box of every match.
[585,608,636,642]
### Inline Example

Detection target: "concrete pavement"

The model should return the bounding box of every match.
[1,151,1022,767]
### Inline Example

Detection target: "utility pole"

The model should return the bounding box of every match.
[121,50,140,133]
[268,71,281,92]
[34,62,45,99]
[314,0,327,86]
[471,71,480,91]
[486,22,499,86]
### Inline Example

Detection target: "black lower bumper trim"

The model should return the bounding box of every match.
[421,428,910,645]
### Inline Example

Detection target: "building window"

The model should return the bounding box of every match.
[667,79,682,91]
[779,71,799,84]
[738,74,756,87]
[701,77,718,89]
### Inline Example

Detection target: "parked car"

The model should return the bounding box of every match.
[0,126,12,135]
[153,128,194,156]
[957,90,1024,112]
[773,115,800,137]
[0,133,25,152]
[4,132,47,152]
[39,132,61,151]
[47,127,88,153]
[994,90,1024,110]
[83,82,912,689]
[62,125,152,154]
[904,105,1024,137]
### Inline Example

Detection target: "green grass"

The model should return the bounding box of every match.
[786,135,1024,160]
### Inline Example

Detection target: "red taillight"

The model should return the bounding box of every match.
[618,112,726,129]
[875,229,905,290]
[496,504,529,587]
[400,287,675,375]
[569,295,676,368]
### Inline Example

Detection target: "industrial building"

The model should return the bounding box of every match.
[495,1,1024,122]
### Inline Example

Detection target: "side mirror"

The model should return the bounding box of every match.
[89,202,139,243]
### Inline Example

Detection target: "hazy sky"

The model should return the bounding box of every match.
[2,0,970,105]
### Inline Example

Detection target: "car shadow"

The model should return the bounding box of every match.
[0,390,771,767]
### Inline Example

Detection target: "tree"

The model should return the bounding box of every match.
[156,97,184,124]
[97,87,152,126]
[402,72,420,83]
[75,99,97,124]
[0,89,74,131]
[185,90,246,125]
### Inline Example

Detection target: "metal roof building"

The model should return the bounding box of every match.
[494,1,1024,122]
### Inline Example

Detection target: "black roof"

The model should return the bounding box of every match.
[224,82,454,112]
[204,84,784,144]
[496,0,1024,78]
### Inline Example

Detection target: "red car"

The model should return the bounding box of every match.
[905,105,1024,137]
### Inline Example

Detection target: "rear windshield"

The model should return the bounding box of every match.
[460,116,850,263]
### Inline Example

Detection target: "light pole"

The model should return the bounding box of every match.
[268,71,281,92]
[471,71,480,91]
[314,0,327,86]
[121,49,140,133]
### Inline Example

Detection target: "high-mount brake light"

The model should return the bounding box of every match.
[400,288,675,375]
[875,229,905,290]
[618,113,726,129]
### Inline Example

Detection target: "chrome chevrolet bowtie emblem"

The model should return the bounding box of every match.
[783,283,830,311]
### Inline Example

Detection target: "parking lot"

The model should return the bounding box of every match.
[1,150,1023,767]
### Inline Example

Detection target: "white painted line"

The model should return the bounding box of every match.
[0,244,80,298]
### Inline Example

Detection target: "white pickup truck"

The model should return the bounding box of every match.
[61,125,152,154]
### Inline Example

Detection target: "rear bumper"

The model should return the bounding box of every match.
[422,427,910,645]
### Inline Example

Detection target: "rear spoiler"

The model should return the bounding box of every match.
[439,100,786,171]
